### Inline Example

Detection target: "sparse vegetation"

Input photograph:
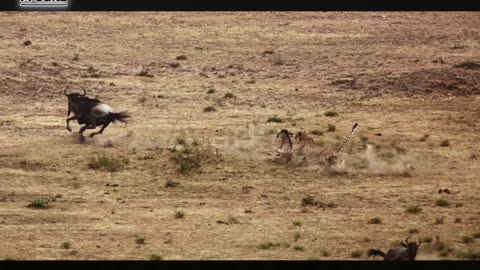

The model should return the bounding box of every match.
[224,93,235,99]
[27,194,62,209]
[455,203,464,208]
[60,242,71,249]
[175,211,185,219]
[321,250,332,257]
[311,130,323,136]
[324,111,339,117]
[368,217,382,224]
[472,232,480,239]
[351,250,363,258]
[293,221,302,227]
[293,245,305,251]
[406,205,422,214]
[176,55,188,60]
[409,228,420,234]
[420,134,429,142]
[456,250,480,260]
[207,89,215,94]
[327,124,336,132]
[267,116,284,123]
[440,140,450,147]
[165,180,180,188]
[293,232,301,241]
[302,195,317,206]
[454,61,480,70]
[203,106,216,112]
[88,155,123,172]
[435,217,445,225]
[176,138,187,145]
[434,240,448,251]
[454,218,462,223]
[462,236,474,244]
[23,40,32,46]
[137,70,154,78]
[424,236,433,243]
[258,242,281,250]
[135,237,145,245]
[435,199,449,207]
[149,254,163,260]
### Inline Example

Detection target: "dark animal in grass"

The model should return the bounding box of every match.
[64,86,129,143]
[367,237,421,261]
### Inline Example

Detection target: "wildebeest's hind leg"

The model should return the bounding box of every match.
[89,122,110,138]
[78,124,95,143]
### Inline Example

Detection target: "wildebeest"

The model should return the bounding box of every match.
[367,237,422,261]
[64,86,130,143]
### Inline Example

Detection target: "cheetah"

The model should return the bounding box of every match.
[295,123,359,166]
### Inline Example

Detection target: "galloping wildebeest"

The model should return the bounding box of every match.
[367,236,422,261]
[64,86,130,143]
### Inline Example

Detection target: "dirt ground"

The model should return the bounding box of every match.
[0,12,479,260]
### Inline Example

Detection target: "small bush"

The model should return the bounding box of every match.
[258,242,281,250]
[294,232,301,241]
[351,250,363,258]
[462,236,474,244]
[434,241,447,251]
[138,97,147,103]
[435,217,445,225]
[302,195,317,206]
[454,218,462,223]
[455,203,464,208]
[27,194,61,209]
[424,236,433,243]
[454,61,480,70]
[293,221,302,227]
[406,205,422,214]
[438,250,449,257]
[224,93,235,99]
[203,106,216,112]
[149,254,163,260]
[368,217,382,224]
[311,130,323,136]
[176,138,187,145]
[409,228,420,234]
[324,111,339,117]
[267,116,284,123]
[420,134,429,142]
[23,40,32,46]
[135,237,145,245]
[175,211,185,219]
[440,140,450,147]
[165,180,180,188]
[176,55,188,60]
[60,242,71,249]
[327,124,336,132]
[457,250,480,260]
[321,250,331,257]
[472,232,480,239]
[137,70,154,78]
[88,156,123,172]
[293,245,304,251]
[207,89,215,94]
[435,199,449,207]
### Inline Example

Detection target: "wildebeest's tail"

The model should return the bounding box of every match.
[109,111,130,123]
[367,248,386,258]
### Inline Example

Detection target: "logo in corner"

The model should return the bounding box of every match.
[19,0,69,9]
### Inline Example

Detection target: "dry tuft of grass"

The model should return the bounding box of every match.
[23,40,32,46]
[368,217,382,224]
[149,254,163,260]
[175,211,185,219]
[327,124,336,132]
[440,140,450,147]
[60,242,71,249]
[406,205,422,214]
[435,199,449,207]
[311,130,323,136]
[324,111,339,117]
[409,228,420,234]
[203,106,216,112]
[224,93,235,99]
[165,180,180,188]
[350,250,363,258]
[27,194,62,209]
[267,116,284,123]
[456,250,480,260]
[462,236,474,244]
[424,236,433,243]
[258,242,281,250]
[293,245,305,251]
[176,55,188,60]
[292,221,302,227]
[88,155,123,172]
[454,61,480,70]
[135,237,145,245]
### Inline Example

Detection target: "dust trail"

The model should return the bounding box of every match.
[328,144,414,176]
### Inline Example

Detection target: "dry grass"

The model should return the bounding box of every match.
[0,12,479,260]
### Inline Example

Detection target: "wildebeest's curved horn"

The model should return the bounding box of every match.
[80,87,87,96]
[64,86,70,96]
[405,236,411,244]
[417,237,422,246]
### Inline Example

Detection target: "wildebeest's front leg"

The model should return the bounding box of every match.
[89,122,110,138]
[66,114,81,132]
